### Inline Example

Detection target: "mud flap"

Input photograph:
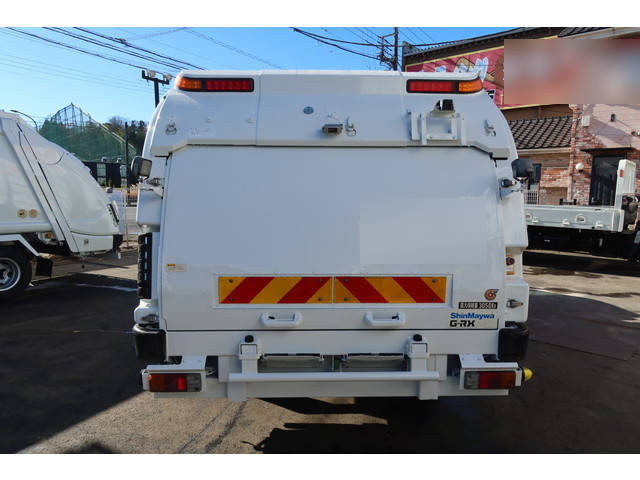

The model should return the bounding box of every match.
[35,256,53,277]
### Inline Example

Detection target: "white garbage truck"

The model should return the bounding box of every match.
[132,70,533,401]
[0,112,122,299]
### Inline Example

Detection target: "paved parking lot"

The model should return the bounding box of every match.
[2,250,640,453]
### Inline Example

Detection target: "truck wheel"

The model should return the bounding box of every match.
[0,247,33,300]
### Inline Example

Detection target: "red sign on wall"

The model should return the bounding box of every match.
[405,46,505,107]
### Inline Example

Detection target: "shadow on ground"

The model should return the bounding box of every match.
[524,250,640,277]
[252,293,640,453]
[0,273,144,453]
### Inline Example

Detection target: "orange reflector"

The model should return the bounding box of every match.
[464,371,517,389]
[148,373,201,392]
[458,78,483,93]
[176,75,202,91]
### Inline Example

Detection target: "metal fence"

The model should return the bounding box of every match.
[523,189,539,204]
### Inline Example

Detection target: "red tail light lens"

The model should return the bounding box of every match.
[148,373,202,392]
[407,78,483,94]
[205,78,254,92]
[464,370,517,389]
[176,75,254,92]
[407,79,455,93]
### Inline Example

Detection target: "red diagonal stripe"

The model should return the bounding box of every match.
[337,277,388,303]
[278,277,330,303]
[393,277,443,303]
[221,277,273,303]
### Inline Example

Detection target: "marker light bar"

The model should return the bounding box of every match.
[464,370,517,389]
[407,78,483,94]
[176,75,254,92]
[148,373,202,392]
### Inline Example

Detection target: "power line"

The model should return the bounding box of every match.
[124,27,187,41]
[354,27,380,43]
[72,27,204,70]
[292,28,449,48]
[115,27,237,69]
[184,28,284,69]
[44,27,188,72]
[402,28,422,45]
[5,28,170,74]
[418,28,437,43]
[292,28,381,61]
[0,53,158,92]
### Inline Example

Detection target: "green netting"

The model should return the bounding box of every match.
[39,103,136,163]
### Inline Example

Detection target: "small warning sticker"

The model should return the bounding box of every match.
[458,301,497,309]
[166,263,186,272]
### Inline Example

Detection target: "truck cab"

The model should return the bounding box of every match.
[133,70,531,401]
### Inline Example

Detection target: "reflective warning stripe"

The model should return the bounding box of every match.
[219,276,446,304]
[335,276,446,303]
[219,277,331,304]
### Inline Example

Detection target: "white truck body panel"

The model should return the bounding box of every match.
[135,70,529,401]
[0,112,119,255]
[525,160,636,232]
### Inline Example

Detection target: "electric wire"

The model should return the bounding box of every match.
[44,28,187,72]
[0,53,158,92]
[183,28,284,69]
[72,27,204,70]
[292,29,381,61]
[114,27,237,69]
[123,27,187,41]
[4,28,171,75]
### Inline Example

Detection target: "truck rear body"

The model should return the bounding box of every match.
[134,70,530,401]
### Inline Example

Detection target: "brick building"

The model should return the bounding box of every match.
[402,27,640,206]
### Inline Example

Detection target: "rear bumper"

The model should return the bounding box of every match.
[139,332,526,401]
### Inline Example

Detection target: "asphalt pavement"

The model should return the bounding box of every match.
[2,250,640,453]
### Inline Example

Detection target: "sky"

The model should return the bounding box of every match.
[0,27,507,125]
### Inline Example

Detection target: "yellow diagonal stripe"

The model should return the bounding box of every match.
[250,277,301,304]
[310,279,332,303]
[218,277,245,301]
[421,276,447,301]
[365,277,416,303]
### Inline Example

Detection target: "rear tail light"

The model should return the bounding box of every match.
[176,75,254,92]
[464,370,517,389]
[148,373,202,392]
[407,77,483,94]
[407,79,454,93]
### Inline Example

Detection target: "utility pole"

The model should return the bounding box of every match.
[141,70,172,106]
[124,121,130,183]
[393,27,399,71]
[378,28,400,71]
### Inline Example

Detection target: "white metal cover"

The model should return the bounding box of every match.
[159,145,508,332]
[0,113,118,252]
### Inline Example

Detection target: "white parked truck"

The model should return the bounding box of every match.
[133,70,533,401]
[0,112,122,299]
[526,160,640,261]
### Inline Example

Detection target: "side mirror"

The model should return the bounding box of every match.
[511,157,533,179]
[130,156,152,184]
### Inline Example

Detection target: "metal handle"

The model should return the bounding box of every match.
[260,312,302,328]
[364,312,406,327]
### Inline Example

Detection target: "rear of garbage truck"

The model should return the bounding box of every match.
[0,112,121,299]
[133,70,531,401]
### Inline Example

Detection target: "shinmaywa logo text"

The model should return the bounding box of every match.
[450,312,495,320]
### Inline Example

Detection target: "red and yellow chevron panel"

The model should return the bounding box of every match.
[219,276,332,304]
[335,276,446,303]
[218,276,447,304]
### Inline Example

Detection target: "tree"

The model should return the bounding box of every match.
[104,116,148,155]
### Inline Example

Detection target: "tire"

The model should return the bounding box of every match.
[0,246,33,300]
